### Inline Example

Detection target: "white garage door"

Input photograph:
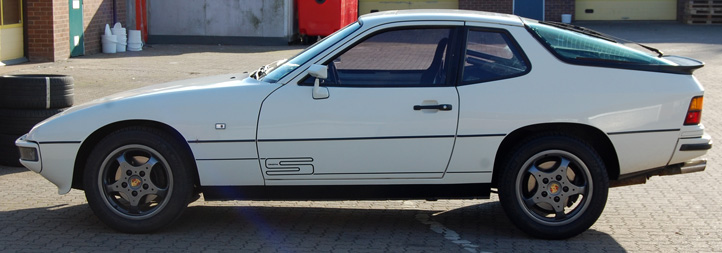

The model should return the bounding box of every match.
[576,0,677,20]
[359,0,459,16]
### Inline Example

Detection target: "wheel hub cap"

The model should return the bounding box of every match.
[129,176,143,190]
[548,182,561,195]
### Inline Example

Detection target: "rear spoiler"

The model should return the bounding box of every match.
[659,55,705,74]
[577,55,705,75]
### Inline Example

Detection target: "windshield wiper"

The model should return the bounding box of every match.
[637,44,664,57]
[250,64,270,80]
[538,21,664,57]
[250,59,288,80]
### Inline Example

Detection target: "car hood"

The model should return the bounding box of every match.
[78,73,253,109]
[27,73,280,142]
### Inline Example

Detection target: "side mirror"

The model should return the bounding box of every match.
[308,64,328,79]
[308,64,329,99]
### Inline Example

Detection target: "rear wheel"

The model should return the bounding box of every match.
[498,135,609,239]
[83,127,194,233]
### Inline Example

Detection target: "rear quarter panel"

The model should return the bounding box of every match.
[450,24,703,177]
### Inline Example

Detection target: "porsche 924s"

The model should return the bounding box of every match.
[16,10,711,239]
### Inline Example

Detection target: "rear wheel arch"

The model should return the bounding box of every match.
[491,123,620,188]
[72,120,199,190]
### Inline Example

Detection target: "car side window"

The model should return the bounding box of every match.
[302,27,454,87]
[462,29,529,84]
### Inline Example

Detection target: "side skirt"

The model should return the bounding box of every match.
[202,183,491,201]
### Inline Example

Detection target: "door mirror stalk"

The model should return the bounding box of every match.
[309,64,329,99]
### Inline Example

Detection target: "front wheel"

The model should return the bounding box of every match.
[498,135,609,239]
[83,127,194,233]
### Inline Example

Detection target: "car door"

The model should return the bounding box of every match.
[445,23,532,178]
[257,23,463,185]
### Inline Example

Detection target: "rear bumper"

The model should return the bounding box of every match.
[669,133,712,165]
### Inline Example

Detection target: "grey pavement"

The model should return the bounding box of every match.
[1,22,722,252]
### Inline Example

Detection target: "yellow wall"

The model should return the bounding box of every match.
[0,26,24,62]
[0,0,24,63]
[359,0,459,16]
[575,0,677,20]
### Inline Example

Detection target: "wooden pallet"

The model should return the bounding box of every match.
[686,7,722,15]
[685,0,722,23]
[686,19,722,24]
[684,14,722,24]
[687,0,722,7]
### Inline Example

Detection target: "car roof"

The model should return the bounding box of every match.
[358,9,525,27]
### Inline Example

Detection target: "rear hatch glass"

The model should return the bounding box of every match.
[525,21,702,74]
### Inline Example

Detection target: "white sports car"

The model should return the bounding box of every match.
[16,10,711,239]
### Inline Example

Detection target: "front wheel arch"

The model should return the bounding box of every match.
[492,123,619,188]
[72,120,199,191]
[83,126,196,233]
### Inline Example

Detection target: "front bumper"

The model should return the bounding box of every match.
[15,134,42,173]
[15,134,79,194]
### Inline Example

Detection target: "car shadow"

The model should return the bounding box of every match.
[424,202,624,252]
[0,166,27,176]
[0,200,625,252]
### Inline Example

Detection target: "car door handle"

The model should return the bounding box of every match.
[413,104,453,111]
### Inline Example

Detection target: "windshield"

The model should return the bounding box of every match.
[260,22,362,83]
[526,21,675,66]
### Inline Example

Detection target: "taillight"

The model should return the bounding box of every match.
[684,96,703,125]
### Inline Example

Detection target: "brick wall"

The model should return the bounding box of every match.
[25,0,126,62]
[52,0,70,59]
[26,0,69,62]
[459,0,575,22]
[545,0,575,22]
[459,0,513,14]
[83,0,126,54]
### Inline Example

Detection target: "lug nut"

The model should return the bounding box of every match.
[563,186,569,192]
[543,178,549,184]
[556,175,563,181]
[542,192,548,197]
[121,182,128,188]
[554,196,560,202]
[132,191,138,196]
[140,171,145,177]
[126,170,132,176]
[143,184,149,190]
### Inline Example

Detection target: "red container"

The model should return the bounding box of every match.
[298,0,358,36]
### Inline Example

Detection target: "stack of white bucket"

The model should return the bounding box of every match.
[101,24,117,54]
[102,23,142,54]
[111,23,127,52]
[127,30,143,51]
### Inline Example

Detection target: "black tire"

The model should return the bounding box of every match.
[0,74,74,109]
[83,127,195,233]
[0,108,66,134]
[0,133,22,167]
[498,135,609,239]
